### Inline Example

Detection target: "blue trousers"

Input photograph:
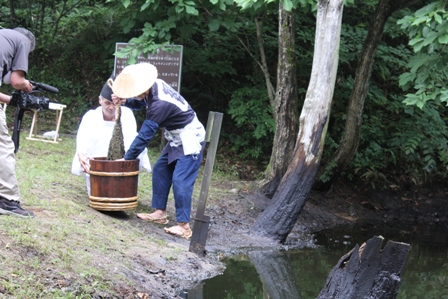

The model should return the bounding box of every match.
[151,152,203,223]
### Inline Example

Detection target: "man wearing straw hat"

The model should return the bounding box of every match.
[110,63,205,239]
[0,27,36,218]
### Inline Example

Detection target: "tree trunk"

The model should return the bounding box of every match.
[9,0,16,27]
[315,0,417,189]
[236,17,275,105]
[259,2,299,198]
[317,236,411,299]
[255,17,276,107]
[251,0,344,243]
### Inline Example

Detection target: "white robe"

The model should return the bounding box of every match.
[71,106,151,194]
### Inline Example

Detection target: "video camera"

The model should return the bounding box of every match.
[10,81,59,153]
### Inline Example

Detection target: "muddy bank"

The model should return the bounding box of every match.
[127,181,446,298]
[58,182,448,299]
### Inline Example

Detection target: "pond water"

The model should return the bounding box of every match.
[182,221,448,299]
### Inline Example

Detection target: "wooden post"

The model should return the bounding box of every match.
[189,111,223,256]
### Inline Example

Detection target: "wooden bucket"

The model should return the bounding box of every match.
[88,157,140,211]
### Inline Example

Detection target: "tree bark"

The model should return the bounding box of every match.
[315,0,417,189]
[259,2,299,198]
[251,0,344,243]
[9,0,16,27]
[317,236,411,299]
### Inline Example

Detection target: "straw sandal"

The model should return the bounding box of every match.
[164,225,193,239]
[136,213,169,225]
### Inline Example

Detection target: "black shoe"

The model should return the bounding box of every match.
[0,197,35,218]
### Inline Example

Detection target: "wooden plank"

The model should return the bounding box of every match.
[189,111,223,255]
[195,112,223,218]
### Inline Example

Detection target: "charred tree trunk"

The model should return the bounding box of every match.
[251,0,344,243]
[315,0,419,190]
[248,250,302,298]
[259,2,299,198]
[317,236,411,299]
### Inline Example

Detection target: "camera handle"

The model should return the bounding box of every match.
[12,107,28,153]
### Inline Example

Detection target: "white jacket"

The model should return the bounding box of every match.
[71,106,151,175]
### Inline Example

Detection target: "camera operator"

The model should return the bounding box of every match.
[0,27,36,218]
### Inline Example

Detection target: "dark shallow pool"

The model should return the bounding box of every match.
[182,221,448,299]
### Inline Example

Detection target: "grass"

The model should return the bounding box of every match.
[0,132,240,298]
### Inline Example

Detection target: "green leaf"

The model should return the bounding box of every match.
[438,34,448,44]
[422,31,438,46]
[219,1,226,10]
[208,19,221,31]
[127,56,136,65]
[398,72,415,87]
[439,89,448,104]
[411,16,429,26]
[185,5,199,15]
[408,37,423,47]
[413,40,425,52]
[141,2,150,11]
[282,0,293,11]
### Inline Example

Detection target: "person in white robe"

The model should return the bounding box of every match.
[71,80,151,195]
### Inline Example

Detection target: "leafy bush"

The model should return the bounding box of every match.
[227,87,275,161]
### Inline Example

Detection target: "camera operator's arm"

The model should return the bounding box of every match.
[0,71,32,105]
[10,70,33,93]
[0,93,12,104]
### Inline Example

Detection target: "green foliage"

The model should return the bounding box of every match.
[227,87,275,160]
[397,2,448,108]
[390,104,448,181]
[2,0,448,188]
[348,98,448,188]
[1,0,136,125]
[318,3,448,188]
[233,0,317,12]
[111,0,232,62]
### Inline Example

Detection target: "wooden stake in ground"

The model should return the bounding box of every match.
[107,103,125,160]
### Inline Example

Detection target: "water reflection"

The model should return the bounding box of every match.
[184,223,448,299]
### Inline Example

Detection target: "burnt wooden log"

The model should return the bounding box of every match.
[317,235,411,299]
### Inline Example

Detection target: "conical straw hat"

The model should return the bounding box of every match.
[109,63,158,98]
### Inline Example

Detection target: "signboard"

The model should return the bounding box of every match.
[114,43,183,92]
